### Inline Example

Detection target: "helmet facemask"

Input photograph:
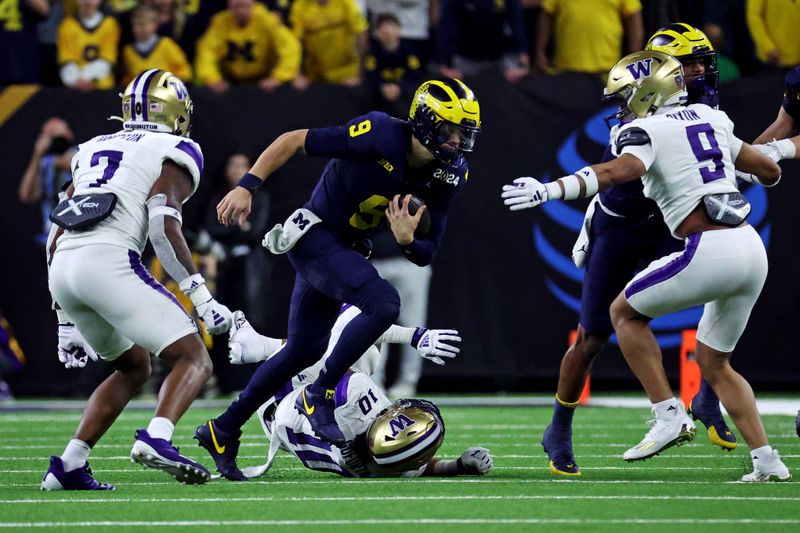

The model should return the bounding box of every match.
[409,79,481,167]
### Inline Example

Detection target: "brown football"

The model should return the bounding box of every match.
[407,195,431,238]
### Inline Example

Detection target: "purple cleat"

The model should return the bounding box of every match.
[295,384,345,445]
[131,429,210,484]
[194,420,247,481]
[41,456,115,491]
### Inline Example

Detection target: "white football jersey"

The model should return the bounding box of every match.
[263,372,428,478]
[612,103,743,236]
[57,130,202,253]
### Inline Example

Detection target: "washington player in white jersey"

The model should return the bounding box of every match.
[201,309,490,479]
[502,51,790,482]
[42,70,233,491]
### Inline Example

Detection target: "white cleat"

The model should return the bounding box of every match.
[741,449,792,482]
[623,405,696,461]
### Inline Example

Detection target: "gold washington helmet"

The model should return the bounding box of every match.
[646,23,718,90]
[117,69,193,137]
[604,50,687,120]
[409,78,481,167]
[366,399,445,473]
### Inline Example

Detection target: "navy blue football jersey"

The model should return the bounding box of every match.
[783,65,800,124]
[303,111,467,263]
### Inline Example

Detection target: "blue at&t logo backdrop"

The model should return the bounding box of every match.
[534,106,771,348]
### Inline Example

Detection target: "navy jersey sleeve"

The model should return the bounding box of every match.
[401,166,467,266]
[304,112,399,159]
[782,66,800,123]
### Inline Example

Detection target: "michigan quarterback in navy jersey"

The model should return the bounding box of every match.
[195,78,480,480]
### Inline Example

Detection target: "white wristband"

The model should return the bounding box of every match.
[546,167,598,201]
[179,273,213,306]
[770,138,796,160]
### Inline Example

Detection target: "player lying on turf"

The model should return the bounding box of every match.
[503,51,791,482]
[199,311,491,479]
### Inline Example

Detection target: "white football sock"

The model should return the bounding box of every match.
[147,417,175,441]
[652,397,681,417]
[61,439,91,472]
[750,444,773,463]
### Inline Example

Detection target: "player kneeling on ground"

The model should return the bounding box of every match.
[199,310,490,479]
[502,52,790,482]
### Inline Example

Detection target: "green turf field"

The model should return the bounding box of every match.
[1,404,798,531]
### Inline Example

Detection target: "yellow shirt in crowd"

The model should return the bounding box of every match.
[121,36,192,86]
[542,0,641,74]
[290,0,368,83]
[57,15,120,89]
[194,3,300,85]
[747,0,800,67]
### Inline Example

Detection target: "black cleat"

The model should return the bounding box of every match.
[194,420,247,481]
[295,385,346,445]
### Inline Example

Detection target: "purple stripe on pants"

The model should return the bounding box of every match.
[624,233,702,299]
[285,427,332,451]
[127,250,191,319]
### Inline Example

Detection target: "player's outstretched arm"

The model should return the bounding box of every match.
[735,143,782,187]
[753,107,796,145]
[148,161,232,334]
[228,311,285,365]
[376,325,461,365]
[423,447,493,476]
[502,154,645,211]
[217,129,308,227]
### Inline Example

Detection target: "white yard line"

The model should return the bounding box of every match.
[1,518,799,527]
[2,495,799,505]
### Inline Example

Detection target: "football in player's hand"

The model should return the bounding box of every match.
[407,195,431,238]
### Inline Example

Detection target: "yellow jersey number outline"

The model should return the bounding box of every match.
[349,195,390,230]
[349,119,372,138]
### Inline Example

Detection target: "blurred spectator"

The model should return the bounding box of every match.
[18,117,75,248]
[703,0,758,78]
[535,0,643,75]
[204,153,273,335]
[366,0,434,66]
[436,0,530,84]
[119,0,189,49]
[264,0,294,22]
[289,0,369,88]
[195,0,301,93]
[0,311,25,401]
[120,5,192,86]
[364,13,423,114]
[640,0,680,37]
[746,0,800,68]
[521,0,542,59]
[179,0,228,62]
[57,0,120,90]
[369,227,432,398]
[0,0,50,85]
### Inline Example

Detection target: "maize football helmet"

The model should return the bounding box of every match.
[604,51,687,121]
[116,69,193,137]
[366,399,445,473]
[409,78,480,167]
[646,23,718,100]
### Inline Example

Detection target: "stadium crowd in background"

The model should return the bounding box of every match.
[2,0,797,88]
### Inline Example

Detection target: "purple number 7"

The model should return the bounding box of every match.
[89,150,123,188]
[686,123,724,183]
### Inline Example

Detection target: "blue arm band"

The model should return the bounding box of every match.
[237,172,263,194]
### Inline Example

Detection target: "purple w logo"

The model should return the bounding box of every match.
[626,58,653,80]
[389,414,415,437]
[170,81,188,101]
